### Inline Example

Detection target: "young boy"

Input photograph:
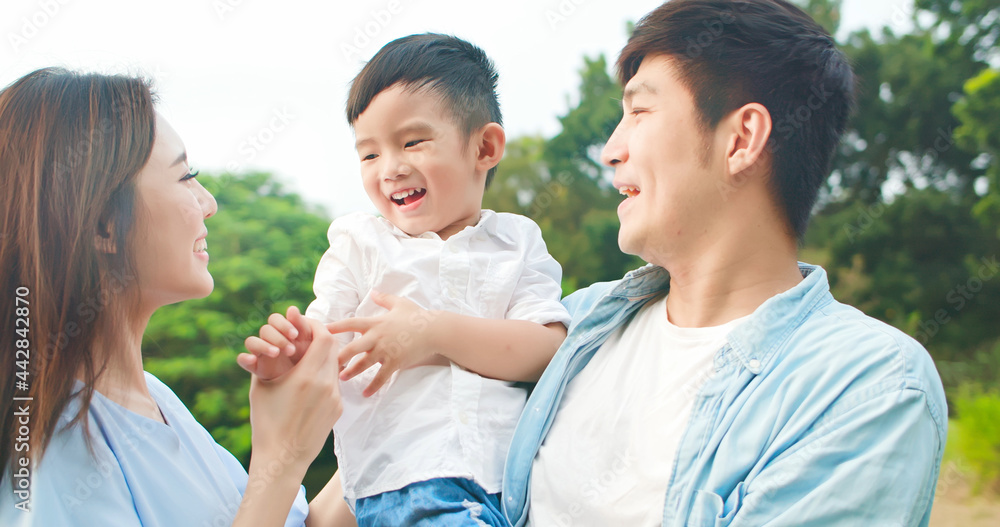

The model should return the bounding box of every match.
[239,34,569,526]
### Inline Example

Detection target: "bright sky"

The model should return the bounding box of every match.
[0,0,912,217]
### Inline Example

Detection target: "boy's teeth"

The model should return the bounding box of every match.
[391,188,425,200]
[194,239,208,252]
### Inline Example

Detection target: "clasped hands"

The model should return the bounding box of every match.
[238,291,443,397]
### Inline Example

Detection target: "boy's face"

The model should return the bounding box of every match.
[354,84,486,240]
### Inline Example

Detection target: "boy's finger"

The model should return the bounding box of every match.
[284,305,304,340]
[245,336,281,357]
[294,318,337,371]
[236,353,258,374]
[268,312,297,340]
[337,333,376,369]
[327,317,374,335]
[339,352,378,381]
[369,290,400,310]
[260,325,294,355]
[363,366,394,397]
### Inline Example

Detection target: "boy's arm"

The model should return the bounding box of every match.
[429,314,566,382]
[332,292,566,395]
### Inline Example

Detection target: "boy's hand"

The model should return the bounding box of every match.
[239,305,314,380]
[326,291,440,397]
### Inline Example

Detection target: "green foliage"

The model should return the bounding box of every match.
[949,382,1000,494]
[143,172,331,464]
[954,68,1000,235]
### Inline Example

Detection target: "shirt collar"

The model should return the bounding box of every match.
[612,262,832,374]
[376,209,516,245]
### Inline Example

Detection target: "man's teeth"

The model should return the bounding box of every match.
[619,186,640,198]
[391,188,425,200]
[194,239,208,253]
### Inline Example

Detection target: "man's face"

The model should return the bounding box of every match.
[601,55,725,266]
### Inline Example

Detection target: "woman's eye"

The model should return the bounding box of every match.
[181,169,200,181]
[405,139,425,148]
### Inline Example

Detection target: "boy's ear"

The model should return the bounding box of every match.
[475,122,506,171]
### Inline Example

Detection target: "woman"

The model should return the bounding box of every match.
[0,67,343,526]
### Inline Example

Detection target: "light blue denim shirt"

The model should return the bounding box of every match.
[502,263,947,526]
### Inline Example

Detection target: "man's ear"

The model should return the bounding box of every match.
[724,102,772,182]
[475,122,506,172]
[94,219,117,254]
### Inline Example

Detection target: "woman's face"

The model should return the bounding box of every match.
[130,114,217,311]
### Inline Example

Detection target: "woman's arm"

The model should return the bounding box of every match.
[232,317,343,527]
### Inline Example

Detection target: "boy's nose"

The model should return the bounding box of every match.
[382,158,412,180]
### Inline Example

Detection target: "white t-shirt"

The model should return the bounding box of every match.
[305,210,570,501]
[529,294,747,526]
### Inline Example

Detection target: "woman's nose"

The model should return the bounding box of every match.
[197,181,218,218]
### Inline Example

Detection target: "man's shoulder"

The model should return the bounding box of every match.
[778,299,947,426]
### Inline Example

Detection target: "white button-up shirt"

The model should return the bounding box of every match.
[306,210,570,501]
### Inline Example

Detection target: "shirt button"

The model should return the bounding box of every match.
[748,359,761,371]
[458,412,469,424]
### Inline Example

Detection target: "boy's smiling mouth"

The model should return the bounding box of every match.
[390,187,427,207]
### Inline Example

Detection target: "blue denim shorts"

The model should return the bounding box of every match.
[353,477,509,527]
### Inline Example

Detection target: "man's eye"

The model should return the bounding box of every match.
[405,139,425,148]
[181,169,200,181]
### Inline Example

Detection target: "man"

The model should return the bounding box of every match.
[502,1,947,525]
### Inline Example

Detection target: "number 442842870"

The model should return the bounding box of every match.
[14,286,30,389]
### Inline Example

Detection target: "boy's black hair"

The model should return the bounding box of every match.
[617,0,856,238]
[347,33,503,187]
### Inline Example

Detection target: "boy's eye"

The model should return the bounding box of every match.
[405,139,425,148]
[362,153,378,161]
[181,169,200,181]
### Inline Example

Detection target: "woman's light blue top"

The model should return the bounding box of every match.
[1,372,309,526]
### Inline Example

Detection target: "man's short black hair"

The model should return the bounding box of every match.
[618,0,856,237]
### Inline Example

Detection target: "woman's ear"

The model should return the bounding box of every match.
[94,219,117,254]
[475,122,506,172]
[724,102,772,182]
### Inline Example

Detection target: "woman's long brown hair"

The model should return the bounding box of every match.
[0,68,156,480]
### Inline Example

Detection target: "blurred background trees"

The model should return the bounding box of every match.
[143,0,1000,502]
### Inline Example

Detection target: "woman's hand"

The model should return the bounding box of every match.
[233,316,342,527]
